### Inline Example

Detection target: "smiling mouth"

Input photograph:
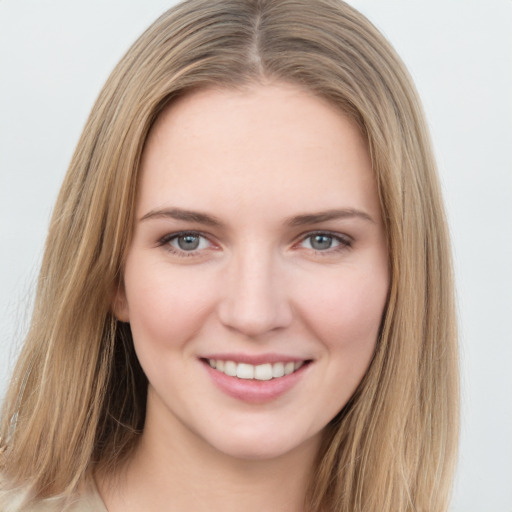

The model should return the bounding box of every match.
[204,359,309,381]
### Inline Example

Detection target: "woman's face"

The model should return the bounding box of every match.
[115,83,389,460]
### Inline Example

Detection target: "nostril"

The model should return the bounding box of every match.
[217,297,293,337]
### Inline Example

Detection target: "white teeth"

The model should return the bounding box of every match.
[224,360,237,377]
[207,359,305,380]
[272,362,285,378]
[236,363,254,379]
[254,363,272,381]
[284,362,295,375]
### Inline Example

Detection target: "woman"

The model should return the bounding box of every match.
[0,0,458,510]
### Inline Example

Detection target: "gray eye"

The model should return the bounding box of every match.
[165,232,212,254]
[177,234,201,251]
[309,234,334,250]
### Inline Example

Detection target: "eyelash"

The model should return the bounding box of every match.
[158,231,213,257]
[297,231,353,254]
[157,230,353,257]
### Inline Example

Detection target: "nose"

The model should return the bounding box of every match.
[217,246,293,338]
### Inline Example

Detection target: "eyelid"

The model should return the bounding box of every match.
[157,229,353,257]
[295,230,353,252]
[157,230,217,256]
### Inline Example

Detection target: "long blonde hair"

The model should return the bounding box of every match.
[0,0,458,510]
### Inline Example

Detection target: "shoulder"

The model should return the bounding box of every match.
[0,478,107,512]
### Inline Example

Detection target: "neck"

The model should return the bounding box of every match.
[98,391,321,512]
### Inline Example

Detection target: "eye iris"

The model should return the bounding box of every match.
[311,234,333,250]
[178,234,200,251]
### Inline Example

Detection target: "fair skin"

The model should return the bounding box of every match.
[104,82,389,512]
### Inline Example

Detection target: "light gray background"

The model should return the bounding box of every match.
[0,1,511,510]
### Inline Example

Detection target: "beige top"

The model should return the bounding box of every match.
[0,479,108,512]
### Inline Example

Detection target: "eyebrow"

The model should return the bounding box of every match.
[286,209,375,226]
[139,208,222,226]
[140,206,374,227]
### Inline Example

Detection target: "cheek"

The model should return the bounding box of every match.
[123,260,218,350]
[299,268,388,418]
[297,266,388,353]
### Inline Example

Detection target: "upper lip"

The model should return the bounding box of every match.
[200,353,311,365]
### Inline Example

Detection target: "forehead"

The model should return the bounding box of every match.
[138,82,379,222]
[147,83,363,154]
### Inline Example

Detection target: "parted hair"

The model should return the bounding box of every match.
[0,1,458,510]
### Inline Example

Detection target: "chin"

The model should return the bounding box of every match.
[200,425,322,463]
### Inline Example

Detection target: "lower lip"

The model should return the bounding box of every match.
[202,361,309,403]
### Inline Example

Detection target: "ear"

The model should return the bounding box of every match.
[112,281,130,322]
